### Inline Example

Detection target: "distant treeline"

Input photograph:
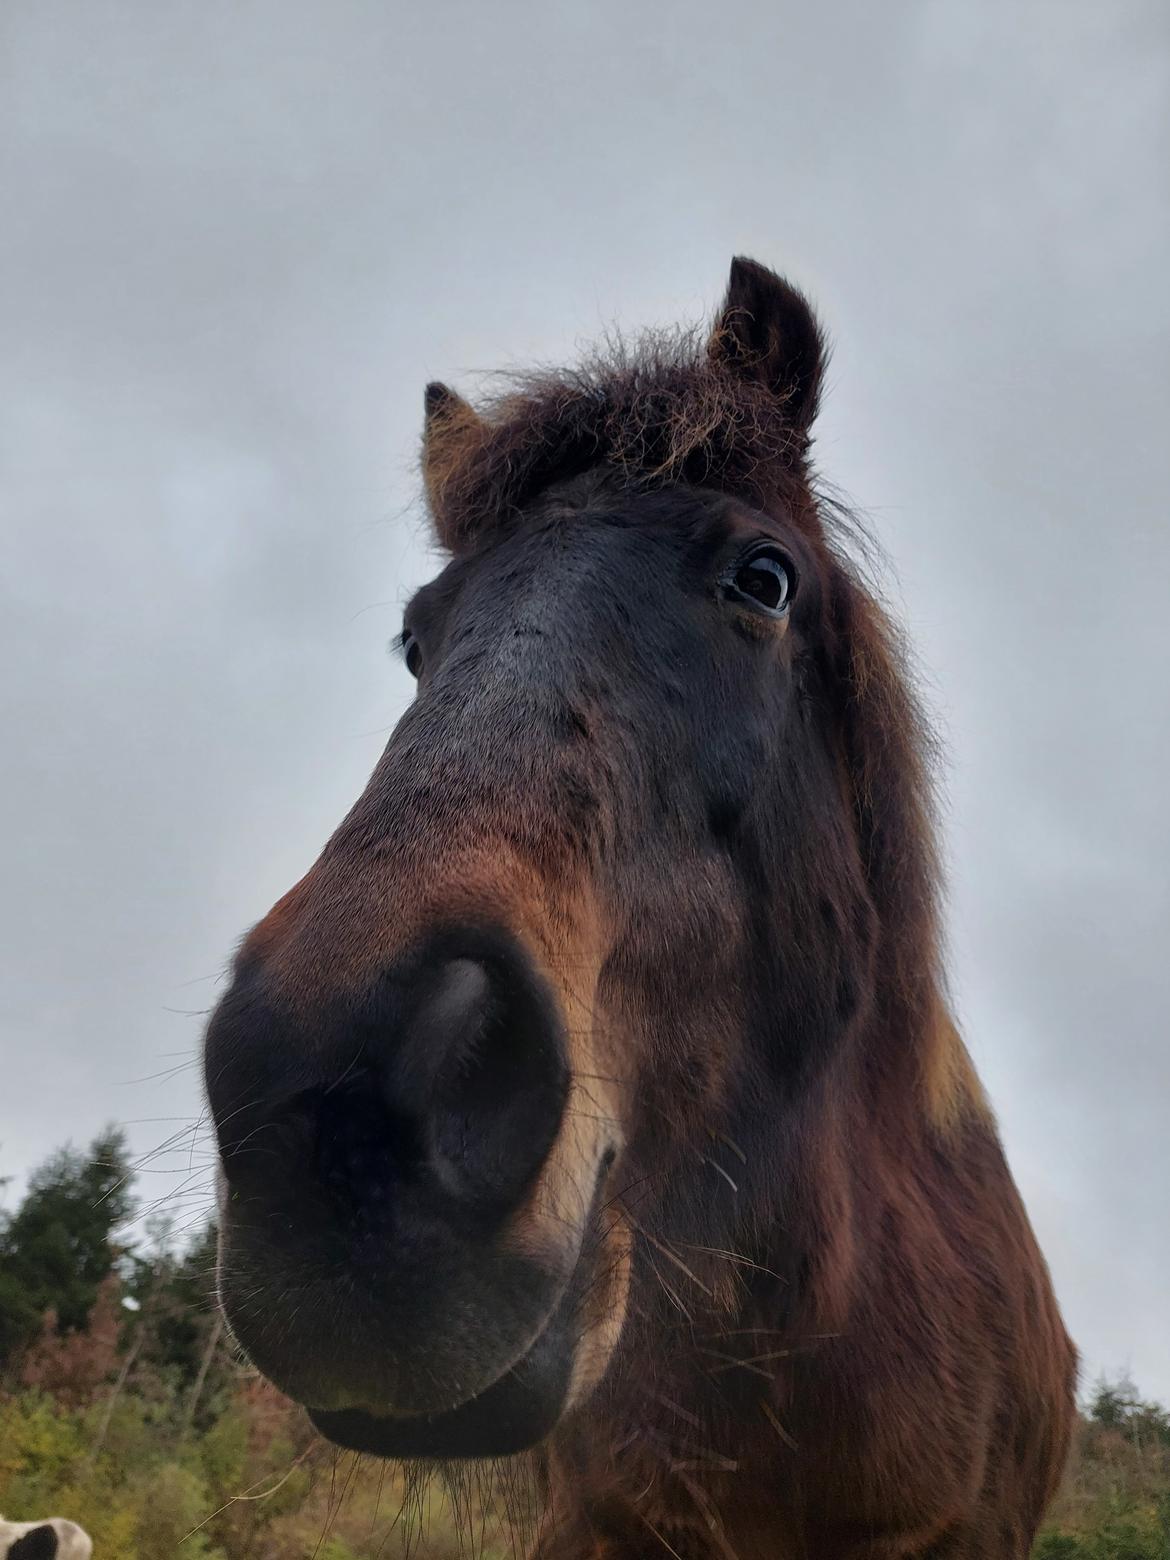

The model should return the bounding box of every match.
[0,1130,1166,1558]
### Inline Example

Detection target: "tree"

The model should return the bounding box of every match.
[129,1219,223,1390]
[1088,1374,1142,1432]
[1088,1374,1170,1450]
[19,1270,123,1405]
[0,1126,134,1370]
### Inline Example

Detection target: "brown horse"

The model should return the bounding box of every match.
[203,258,1076,1558]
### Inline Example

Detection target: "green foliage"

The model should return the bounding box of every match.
[142,1221,221,1384]
[1034,1503,1170,1559]
[198,1399,248,1492]
[133,1461,227,1560]
[1034,1537,1081,1558]
[0,1127,134,1368]
[0,1389,86,1497]
[1087,1374,1170,1449]
[1033,1378,1170,1559]
[122,1220,234,1433]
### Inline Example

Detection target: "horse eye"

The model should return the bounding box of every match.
[401,631,423,678]
[727,545,796,617]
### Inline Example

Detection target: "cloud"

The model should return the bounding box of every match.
[1,0,1167,1398]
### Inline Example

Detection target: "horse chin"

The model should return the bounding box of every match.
[310,1204,631,1461]
[309,1289,573,1459]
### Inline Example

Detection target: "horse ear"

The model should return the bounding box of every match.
[423,380,474,425]
[709,257,826,435]
[422,382,485,532]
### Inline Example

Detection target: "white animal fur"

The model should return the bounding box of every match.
[0,1516,93,1559]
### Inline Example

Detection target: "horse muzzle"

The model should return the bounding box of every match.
[205,924,624,1455]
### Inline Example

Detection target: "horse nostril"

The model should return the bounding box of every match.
[309,960,498,1223]
[208,937,571,1242]
[402,953,570,1214]
[314,1079,423,1221]
[393,957,493,1112]
[303,950,569,1224]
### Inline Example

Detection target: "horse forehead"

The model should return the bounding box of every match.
[502,480,718,560]
[453,496,726,644]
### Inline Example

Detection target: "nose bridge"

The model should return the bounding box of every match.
[243,628,604,1022]
[269,751,583,996]
[224,522,623,1184]
[202,525,634,1430]
[432,511,618,734]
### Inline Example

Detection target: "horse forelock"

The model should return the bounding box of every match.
[422,326,817,554]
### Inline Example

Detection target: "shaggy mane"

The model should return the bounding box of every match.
[423,325,821,554]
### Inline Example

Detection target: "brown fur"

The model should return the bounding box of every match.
[415,266,1075,1555]
[208,259,1076,1559]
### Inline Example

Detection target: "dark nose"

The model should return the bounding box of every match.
[205,929,570,1232]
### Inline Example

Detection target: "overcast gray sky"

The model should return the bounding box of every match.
[2,0,1167,1403]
